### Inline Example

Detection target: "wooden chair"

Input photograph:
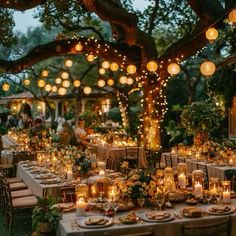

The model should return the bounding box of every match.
[164,153,173,168]
[177,156,186,163]
[181,216,231,236]
[3,179,37,235]
[61,186,76,203]
[197,163,209,189]
[123,146,139,169]
[224,169,236,191]
[152,152,165,169]
[104,230,154,236]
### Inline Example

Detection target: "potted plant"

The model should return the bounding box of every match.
[32,196,61,234]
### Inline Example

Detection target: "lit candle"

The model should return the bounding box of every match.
[223,190,231,204]
[108,189,116,202]
[91,185,97,198]
[99,170,105,176]
[178,173,186,189]
[67,170,73,180]
[229,158,233,165]
[76,198,87,216]
[194,182,203,198]
[211,184,217,194]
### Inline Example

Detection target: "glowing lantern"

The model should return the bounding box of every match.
[55,78,62,84]
[102,61,110,69]
[228,9,236,23]
[73,80,81,88]
[110,62,119,71]
[84,86,92,95]
[62,80,70,88]
[65,59,73,67]
[127,64,137,74]
[61,71,69,79]
[127,77,134,85]
[167,63,180,75]
[119,76,127,84]
[52,86,58,92]
[75,43,83,52]
[38,79,46,88]
[99,68,106,75]
[41,70,49,77]
[44,84,52,92]
[200,61,216,76]
[98,79,106,87]
[107,78,114,86]
[147,60,158,72]
[2,83,10,91]
[58,87,67,96]
[205,27,218,42]
[23,79,30,86]
[87,54,95,62]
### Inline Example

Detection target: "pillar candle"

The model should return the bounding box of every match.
[223,190,231,204]
[194,182,203,198]
[178,173,186,189]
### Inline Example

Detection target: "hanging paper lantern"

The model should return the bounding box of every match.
[58,87,67,96]
[73,80,81,88]
[127,77,134,85]
[65,59,73,67]
[44,84,52,92]
[62,80,70,88]
[38,79,46,88]
[99,68,106,75]
[55,77,62,84]
[107,78,114,86]
[52,86,58,93]
[23,79,31,86]
[110,62,119,71]
[146,60,158,72]
[127,64,137,74]
[61,71,69,79]
[75,43,83,52]
[200,61,216,76]
[41,69,49,77]
[102,61,110,69]
[87,54,95,62]
[119,76,127,84]
[2,83,10,91]
[98,79,106,87]
[228,9,236,23]
[84,86,92,95]
[167,63,180,75]
[205,27,218,42]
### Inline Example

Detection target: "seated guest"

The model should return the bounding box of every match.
[59,122,74,145]
[75,119,88,147]
[29,118,49,139]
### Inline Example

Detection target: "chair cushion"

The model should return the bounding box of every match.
[6,177,21,183]
[12,196,37,208]
[10,182,27,191]
[11,189,33,198]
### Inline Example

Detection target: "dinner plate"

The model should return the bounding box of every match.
[77,216,113,228]
[40,179,60,184]
[139,211,174,222]
[207,206,234,215]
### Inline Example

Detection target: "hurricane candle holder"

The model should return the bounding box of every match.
[209,177,219,194]
[221,180,231,204]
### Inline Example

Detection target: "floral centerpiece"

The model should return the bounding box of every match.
[74,152,93,175]
[219,146,235,161]
[201,140,221,158]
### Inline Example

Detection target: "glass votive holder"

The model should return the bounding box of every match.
[76,183,89,200]
[177,163,187,175]
[192,170,204,189]
[209,177,219,194]
[221,180,231,204]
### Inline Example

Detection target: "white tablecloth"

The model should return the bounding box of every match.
[17,163,63,197]
[1,135,18,148]
[59,201,236,236]
[0,150,13,164]
[88,144,147,169]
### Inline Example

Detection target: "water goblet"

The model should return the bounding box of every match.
[112,201,119,223]
[103,202,111,216]
[156,193,165,211]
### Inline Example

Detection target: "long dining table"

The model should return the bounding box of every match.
[59,200,236,236]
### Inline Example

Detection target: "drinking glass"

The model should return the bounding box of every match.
[215,190,222,205]
[103,202,110,216]
[156,193,165,211]
[206,191,213,204]
[112,201,119,223]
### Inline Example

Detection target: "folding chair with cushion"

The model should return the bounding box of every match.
[164,153,173,168]
[181,216,231,236]
[124,146,139,169]
[177,156,186,163]
[61,186,76,203]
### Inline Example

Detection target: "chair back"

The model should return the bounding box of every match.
[177,156,186,163]
[164,153,173,167]
[181,216,231,236]
[61,186,76,203]
[104,230,154,236]
[125,147,139,160]
[197,163,209,189]
[224,169,236,191]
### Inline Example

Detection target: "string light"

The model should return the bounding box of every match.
[98,79,106,87]
[2,83,10,91]
[119,76,127,84]
[200,61,216,76]
[61,71,69,79]
[41,69,49,77]
[55,77,62,84]
[146,60,158,72]
[101,61,110,69]
[110,62,119,71]
[75,43,83,51]
[107,78,114,86]
[23,79,30,86]
[52,85,58,92]
[99,68,106,75]
[167,63,180,75]
[228,9,236,23]
[84,86,92,94]
[205,27,218,42]
[37,79,46,88]
[126,64,137,74]
[64,59,73,67]
[73,80,81,87]
[44,84,52,92]
[58,87,67,96]
[62,80,70,88]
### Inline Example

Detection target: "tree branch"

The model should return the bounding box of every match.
[148,0,159,35]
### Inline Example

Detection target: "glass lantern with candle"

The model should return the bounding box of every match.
[209,177,219,194]
[97,161,106,176]
[108,186,118,202]
[192,170,204,198]
[164,167,176,192]
[76,183,89,200]
[221,180,231,204]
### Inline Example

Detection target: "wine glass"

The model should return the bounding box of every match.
[206,191,213,204]
[112,201,119,223]
[103,202,111,216]
[156,193,165,211]
[215,190,222,205]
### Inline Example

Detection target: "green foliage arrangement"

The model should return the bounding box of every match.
[180,101,224,135]
[32,196,61,232]
[74,153,92,175]
[107,107,122,123]
[79,110,99,129]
